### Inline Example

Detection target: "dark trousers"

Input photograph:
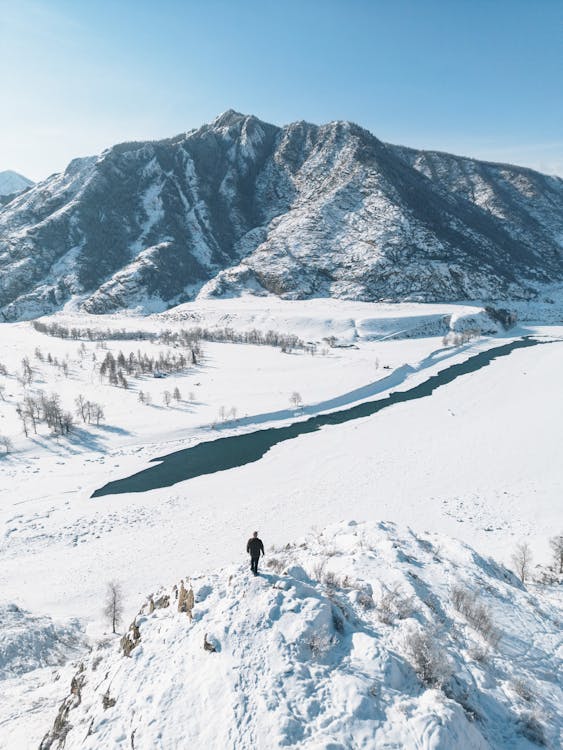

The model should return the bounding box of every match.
[250,556,260,575]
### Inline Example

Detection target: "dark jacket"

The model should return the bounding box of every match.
[247,537,264,558]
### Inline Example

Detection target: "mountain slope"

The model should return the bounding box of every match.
[39,522,562,749]
[0,170,34,203]
[1,112,562,320]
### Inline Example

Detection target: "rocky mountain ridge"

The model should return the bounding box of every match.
[0,111,561,320]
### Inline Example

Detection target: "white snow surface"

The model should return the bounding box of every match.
[40,521,563,749]
[0,298,561,747]
[0,170,33,197]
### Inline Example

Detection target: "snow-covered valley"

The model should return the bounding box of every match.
[0,298,561,748]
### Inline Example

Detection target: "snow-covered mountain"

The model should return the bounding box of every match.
[0,111,562,320]
[0,170,34,203]
[39,521,562,750]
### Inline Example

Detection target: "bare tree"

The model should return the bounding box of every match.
[75,394,88,422]
[22,357,34,385]
[23,394,40,433]
[512,542,533,584]
[91,404,105,425]
[0,385,5,401]
[15,404,29,437]
[138,390,145,403]
[60,411,74,435]
[289,391,302,409]
[104,582,123,634]
[549,533,563,574]
[0,435,13,454]
[163,390,172,407]
[173,387,181,403]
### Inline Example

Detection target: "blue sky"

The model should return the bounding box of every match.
[1,0,561,180]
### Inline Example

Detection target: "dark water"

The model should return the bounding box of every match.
[92,337,546,498]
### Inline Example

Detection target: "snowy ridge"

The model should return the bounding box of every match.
[40,522,562,750]
[1,112,562,320]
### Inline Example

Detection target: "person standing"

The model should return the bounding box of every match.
[247,531,265,576]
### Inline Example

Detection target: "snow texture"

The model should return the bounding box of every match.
[40,521,563,750]
[0,170,33,199]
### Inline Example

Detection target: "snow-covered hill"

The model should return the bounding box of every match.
[0,170,33,202]
[39,521,562,750]
[0,111,561,320]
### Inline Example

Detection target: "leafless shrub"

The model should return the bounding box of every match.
[451,584,472,612]
[516,711,546,746]
[451,584,501,647]
[308,632,332,658]
[403,627,453,687]
[266,557,286,574]
[312,558,327,581]
[511,678,535,703]
[378,584,415,624]
[323,570,340,588]
[357,590,375,610]
[467,644,489,663]
[549,533,563,574]
[102,690,116,709]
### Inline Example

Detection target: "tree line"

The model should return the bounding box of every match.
[31,320,309,353]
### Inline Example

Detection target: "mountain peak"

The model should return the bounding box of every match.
[0,170,34,197]
[211,109,250,128]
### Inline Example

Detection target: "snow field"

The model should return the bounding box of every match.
[0,300,561,747]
